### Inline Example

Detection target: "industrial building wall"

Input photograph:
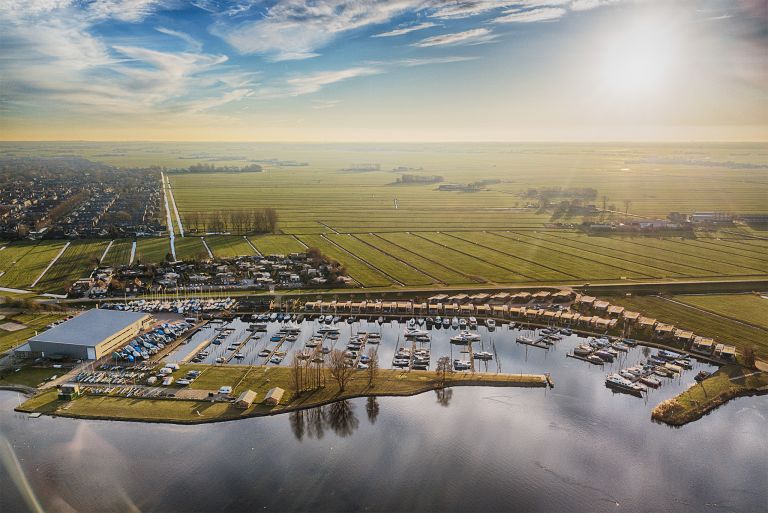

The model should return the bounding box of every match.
[29,341,90,360]
[94,319,147,359]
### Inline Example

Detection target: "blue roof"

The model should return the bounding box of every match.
[29,309,149,347]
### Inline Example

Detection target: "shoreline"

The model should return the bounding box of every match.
[651,365,768,426]
[15,372,549,425]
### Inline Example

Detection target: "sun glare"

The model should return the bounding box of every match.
[598,19,679,97]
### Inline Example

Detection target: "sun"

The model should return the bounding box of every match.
[597,19,679,97]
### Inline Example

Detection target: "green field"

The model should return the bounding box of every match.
[0,241,67,289]
[297,234,391,287]
[135,238,172,264]
[249,234,306,255]
[205,235,255,258]
[176,237,209,261]
[1,143,767,294]
[34,240,107,293]
[673,294,768,330]
[613,295,768,359]
[101,239,134,267]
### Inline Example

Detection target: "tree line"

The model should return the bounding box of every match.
[184,208,278,234]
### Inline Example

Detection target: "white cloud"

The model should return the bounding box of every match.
[412,27,498,47]
[372,21,437,38]
[493,7,567,23]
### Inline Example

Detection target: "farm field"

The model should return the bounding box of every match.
[249,234,306,255]
[297,235,391,287]
[34,240,107,293]
[135,238,172,265]
[612,295,768,359]
[175,237,209,261]
[325,234,434,286]
[101,239,134,267]
[1,143,766,294]
[354,234,474,284]
[0,241,67,289]
[673,294,768,330]
[204,235,255,259]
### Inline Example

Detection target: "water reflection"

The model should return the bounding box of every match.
[289,400,360,440]
[435,388,453,407]
[366,397,380,424]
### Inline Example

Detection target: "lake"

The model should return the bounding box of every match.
[2,321,766,512]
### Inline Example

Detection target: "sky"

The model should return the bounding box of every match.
[0,0,766,142]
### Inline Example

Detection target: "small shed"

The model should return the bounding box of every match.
[58,383,81,401]
[235,389,257,409]
[264,387,285,406]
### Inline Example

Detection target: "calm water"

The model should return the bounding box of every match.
[2,322,767,512]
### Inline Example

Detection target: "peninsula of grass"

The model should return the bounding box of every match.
[651,365,768,426]
[16,367,549,424]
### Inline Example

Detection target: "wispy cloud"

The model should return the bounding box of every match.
[570,0,620,12]
[412,27,498,47]
[372,21,437,38]
[86,0,171,22]
[493,7,567,24]
[156,27,203,51]
[429,1,519,19]
[211,0,431,61]
[283,67,383,96]
[397,56,479,66]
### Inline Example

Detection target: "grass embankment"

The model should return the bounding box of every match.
[0,366,63,388]
[16,367,548,424]
[652,366,768,426]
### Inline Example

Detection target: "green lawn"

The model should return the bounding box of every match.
[0,312,67,354]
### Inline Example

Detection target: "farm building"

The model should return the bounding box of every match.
[26,309,152,360]
[264,387,285,406]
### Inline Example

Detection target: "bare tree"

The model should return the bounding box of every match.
[743,346,756,369]
[329,349,354,392]
[366,347,379,387]
[291,356,304,393]
[623,199,632,219]
[436,356,452,387]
